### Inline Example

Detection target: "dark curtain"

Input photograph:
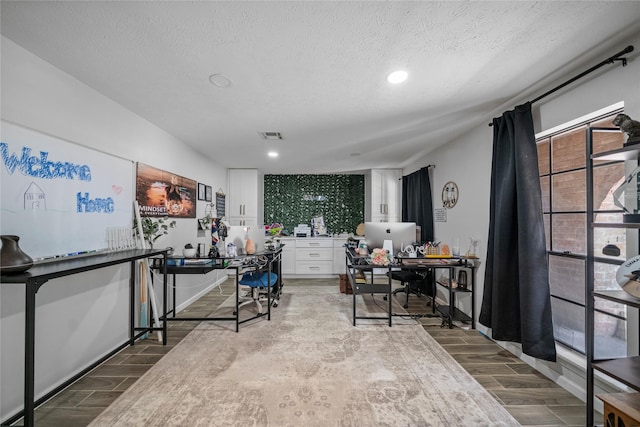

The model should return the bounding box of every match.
[479,102,556,362]
[402,166,433,244]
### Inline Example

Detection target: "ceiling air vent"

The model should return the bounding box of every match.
[259,132,284,140]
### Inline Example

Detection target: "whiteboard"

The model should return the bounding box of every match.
[0,121,134,260]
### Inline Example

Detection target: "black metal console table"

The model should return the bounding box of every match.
[150,248,283,332]
[0,248,168,427]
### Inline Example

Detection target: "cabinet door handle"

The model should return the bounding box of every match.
[309,242,320,246]
[309,266,320,270]
[309,253,320,257]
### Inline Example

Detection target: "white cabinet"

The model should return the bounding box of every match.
[333,238,347,274]
[370,169,402,222]
[295,238,333,275]
[280,238,296,275]
[228,169,263,226]
[279,237,350,277]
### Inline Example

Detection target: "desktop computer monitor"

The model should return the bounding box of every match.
[364,222,417,255]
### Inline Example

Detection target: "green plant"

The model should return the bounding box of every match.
[133,217,176,247]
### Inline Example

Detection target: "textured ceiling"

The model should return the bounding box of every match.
[2,1,640,174]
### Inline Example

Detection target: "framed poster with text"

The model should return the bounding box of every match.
[136,163,196,218]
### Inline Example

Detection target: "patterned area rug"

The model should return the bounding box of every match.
[90,286,519,426]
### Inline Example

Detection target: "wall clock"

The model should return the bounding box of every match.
[442,181,459,208]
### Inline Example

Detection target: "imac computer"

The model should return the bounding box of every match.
[364,222,417,255]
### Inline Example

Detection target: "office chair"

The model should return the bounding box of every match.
[236,271,279,314]
[386,270,432,309]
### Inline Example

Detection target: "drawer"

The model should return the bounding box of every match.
[296,261,333,275]
[296,247,332,261]
[296,239,333,248]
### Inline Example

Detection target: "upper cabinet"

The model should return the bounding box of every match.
[227,169,264,226]
[370,169,402,222]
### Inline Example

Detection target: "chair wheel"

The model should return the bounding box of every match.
[273,301,278,307]
[403,304,409,309]
[383,296,388,301]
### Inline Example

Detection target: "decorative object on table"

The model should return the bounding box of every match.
[133,216,176,249]
[183,243,197,258]
[615,255,640,298]
[440,244,451,257]
[612,113,640,146]
[0,235,34,274]
[357,241,368,255]
[602,243,621,257]
[465,238,479,258]
[425,241,441,256]
[442,181,459,208]
[245,227,256,255]
[226,242,237,258]
[458,270,468,290]
[265,223,283,236]
[370,248,390,266]
[311,215,328,236]
[613,165,640,223]
[355,223,365,236]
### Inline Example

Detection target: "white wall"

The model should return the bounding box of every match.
[404,31,640,404]
[0,36,229,421]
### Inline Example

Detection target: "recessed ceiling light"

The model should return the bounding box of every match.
[209,74,232,88]
[387,70,408,84]
[268,151,278,158]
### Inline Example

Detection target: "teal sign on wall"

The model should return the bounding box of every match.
[264,174,364,235]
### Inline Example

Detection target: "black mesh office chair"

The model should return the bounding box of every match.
[386,270,433,309]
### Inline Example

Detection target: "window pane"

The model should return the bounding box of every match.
[551,298,584,353]
[593,225,626,261]
[544,214,550,251]
[594,262,623,293]
[549,255,585,305]
[552,170,586,212]
[552,126,586,173]
[593,163,625,212]
[551,213,586,254]
[538,139,550,175]
[594,311,627,359]
[592,117,625,156]
[540,176,550,213]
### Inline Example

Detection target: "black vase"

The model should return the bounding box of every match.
[0,235,34,274]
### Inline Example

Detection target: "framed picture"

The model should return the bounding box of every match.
[205,185,213,202]
[136,162,197,218]
[198,183,206,201]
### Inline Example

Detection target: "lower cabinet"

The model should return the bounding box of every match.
[279,237,349,277]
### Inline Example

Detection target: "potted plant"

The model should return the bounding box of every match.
[133,217,176,249]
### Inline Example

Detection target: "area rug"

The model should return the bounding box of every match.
[89,285,519,426]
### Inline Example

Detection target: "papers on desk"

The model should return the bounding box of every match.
[183,259,213,265]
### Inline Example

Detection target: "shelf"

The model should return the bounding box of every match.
[592,144,640,161]
[436,281,472,293]
[436,305,472,322]
[594,290,640,309]
[593,356,640,392]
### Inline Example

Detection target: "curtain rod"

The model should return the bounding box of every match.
[488,45,634,126]
[399,164,434,180]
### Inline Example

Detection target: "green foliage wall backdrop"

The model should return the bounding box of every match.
[264,175,364,235]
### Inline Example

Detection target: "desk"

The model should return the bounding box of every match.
[397,256,476,329]
[151,249,283,332]
[346,250,476,328]
[0,249,168,427]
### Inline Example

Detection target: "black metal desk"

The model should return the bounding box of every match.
[151,249,283,332]
[346,250,476,328]
[0,249,168,427]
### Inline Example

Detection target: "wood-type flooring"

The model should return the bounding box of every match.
[10,278,598,426]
